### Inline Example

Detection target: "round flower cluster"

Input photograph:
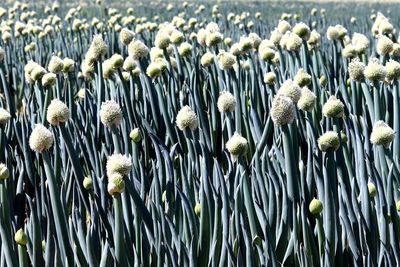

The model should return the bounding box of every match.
[226,133,248,157]
[100,100,122,128]
[217,91,236,113]
[322,95,345,118]
[370,120,395,148]
[297,87,316,112]
[348,58,365,81]
[294,68,311,87]
[278,79,301,103]
[176,105,198,131]
[217,51,236,70]
[29,124,54,153]
[364,58,386,82]
[46,99,70,126]
[271,95,296,126]
[318,131,340,152]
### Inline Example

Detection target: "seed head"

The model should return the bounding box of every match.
[370,120,395,148]
[292,22,310,40]
[217,91,236,113]
[128,40,149,60]
[29,124,54,153]
[154,31,170,49]
[206,31,223,47]
[106,153,132,178]
[146,62,162,79]
[322,95,345,118]
[297,87,316,112]
[200,52,214,67]
[88,34,107,60]
[364,58,386,82]
[46,99,70,126]
[348,58,365,81]
[226,133,248,157]
[217,51,236,70]
[294,68,311,87]
[62,57,75,72]
[110,54,124,69]
[48,55,64,73]
[178,42,192,57]
[176,105,198,131]
[385,60,400,81]
[123,56,137,72]
[377,35,393,56]
[271,95,296,126]
[318,131,340,152]
[264,72,276,85]
[278,79,301,103]
[285,32,302,52]
[41,73,56,88]
[119,28,135,45]
[277,20,291,34]
[100,100,122,128]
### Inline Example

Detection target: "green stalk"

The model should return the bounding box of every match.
[18,245,28,267]
[113,194,125,266]
[42,151,72,266]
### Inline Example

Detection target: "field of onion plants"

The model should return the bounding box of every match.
[0,0,400,266]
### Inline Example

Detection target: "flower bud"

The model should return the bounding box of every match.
[130,128,141,142]
[14,229,28,246]
[107,173,125,196]
[309,198,323,215]
[194,203,201,216]
[83,176,93,190]
[0,163,9,180]
[368,182,377,198]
